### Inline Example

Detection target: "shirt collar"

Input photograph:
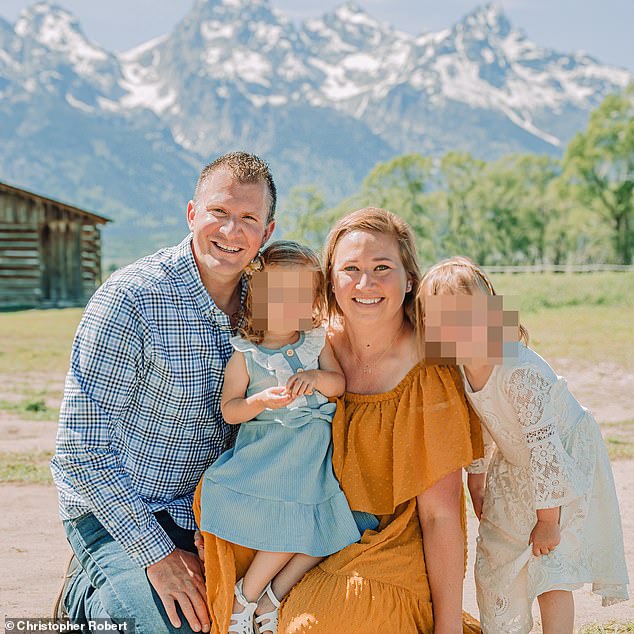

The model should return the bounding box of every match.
[171,233,247,329]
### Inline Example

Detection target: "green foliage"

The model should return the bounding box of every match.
[279,90,634,267]
[280,185,334,250]
[564,86,634,264]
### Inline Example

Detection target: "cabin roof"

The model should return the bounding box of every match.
[0,180,111,225]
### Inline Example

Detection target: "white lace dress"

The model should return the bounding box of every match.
[463,344,629,634]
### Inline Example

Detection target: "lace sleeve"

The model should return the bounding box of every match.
[504,365,586,508]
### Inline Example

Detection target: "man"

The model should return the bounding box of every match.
[51,152,276,632]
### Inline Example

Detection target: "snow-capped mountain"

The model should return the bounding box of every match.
[0,0,631,263]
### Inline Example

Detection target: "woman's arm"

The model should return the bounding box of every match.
[221,351,293,424]
[417,469,465,634]
[286,340,346,398]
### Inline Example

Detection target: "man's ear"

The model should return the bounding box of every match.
[186,200,197,230]
[262,220,276,245]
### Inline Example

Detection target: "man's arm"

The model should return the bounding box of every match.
[54,284,209,630]
[55,285,174,566]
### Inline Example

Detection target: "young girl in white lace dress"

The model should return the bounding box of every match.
[417,256,629,634]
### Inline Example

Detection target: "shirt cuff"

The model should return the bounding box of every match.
[122,521,176,568]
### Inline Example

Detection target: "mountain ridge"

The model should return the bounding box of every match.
[0,0,631,264]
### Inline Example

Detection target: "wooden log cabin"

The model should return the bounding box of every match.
[0,181,110,308]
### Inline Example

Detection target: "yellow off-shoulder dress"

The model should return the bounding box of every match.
[194,363,483,634]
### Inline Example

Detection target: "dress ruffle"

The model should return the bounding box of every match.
[199,475,364,556]
[332,364,483,516]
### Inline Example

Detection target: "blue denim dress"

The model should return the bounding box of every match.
[199,327,377,556]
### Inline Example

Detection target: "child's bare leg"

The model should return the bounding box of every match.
[256,554,323,616]
[234,551,294,612]
[537,590,574,634]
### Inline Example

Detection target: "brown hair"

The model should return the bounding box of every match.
[194,151,277,224]
[416,255,529,347]
[323,207,421,327]
[239,240,325,344]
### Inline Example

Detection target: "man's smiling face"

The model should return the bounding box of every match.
[187,168,275,283]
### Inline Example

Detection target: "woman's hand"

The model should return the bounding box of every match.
[529,519,561,556]
[286,370,319,398]
[194,530,205,573]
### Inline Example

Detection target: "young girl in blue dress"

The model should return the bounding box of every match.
[197,240,376,634]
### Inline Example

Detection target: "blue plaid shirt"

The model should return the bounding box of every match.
[51,235,240,567]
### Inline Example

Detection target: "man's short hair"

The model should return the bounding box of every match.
[194,151,277,224]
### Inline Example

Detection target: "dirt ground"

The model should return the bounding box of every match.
[1,464,632,629]
[0,361,632,629]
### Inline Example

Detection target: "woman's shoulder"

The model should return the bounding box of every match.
[372,362,465,401]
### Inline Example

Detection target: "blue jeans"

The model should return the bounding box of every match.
[63,512,200,634]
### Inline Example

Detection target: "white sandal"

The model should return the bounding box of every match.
[254,582,281,634]
[229,578,258,634]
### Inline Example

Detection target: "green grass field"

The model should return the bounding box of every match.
[491,272,634,370]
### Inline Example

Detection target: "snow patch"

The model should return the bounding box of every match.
[335,5,380,29]
[224,51,271,85]
[342,53,380,73]
[16,11,107,65]
[201,22,234,40]
[66,93,94,113]
[251,22,283,44]
[120,80,177,113]
[499,104,561,146]
[119,34,168,62]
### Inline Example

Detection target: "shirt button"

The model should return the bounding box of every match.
[286,349,295,357]
[296,367,304,372]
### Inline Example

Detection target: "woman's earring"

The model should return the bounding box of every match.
[406,280,413,292]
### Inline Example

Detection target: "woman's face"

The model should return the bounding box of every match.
[331,230,410,325]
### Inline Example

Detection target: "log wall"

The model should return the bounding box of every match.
[0,185,108,308]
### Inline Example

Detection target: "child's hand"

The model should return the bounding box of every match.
[256,386,295,410]
[286,370,319,398]
[467,473,486,520]
[529,519,561,556]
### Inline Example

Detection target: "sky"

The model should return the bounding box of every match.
[0,0,633,72]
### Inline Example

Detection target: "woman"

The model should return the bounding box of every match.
[194,207,482,633]
[277,208,482,633]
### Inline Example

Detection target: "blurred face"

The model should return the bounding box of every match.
[251,265,316,333]
[423,292,519,365]
[331,230,410,325]
[187,168,275,281]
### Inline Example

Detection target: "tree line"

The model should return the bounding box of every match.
[280,88,634,266]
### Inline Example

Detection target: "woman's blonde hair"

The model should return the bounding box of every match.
[323,207,421,327]
[239,240,325,344]
[416,255,529,348]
